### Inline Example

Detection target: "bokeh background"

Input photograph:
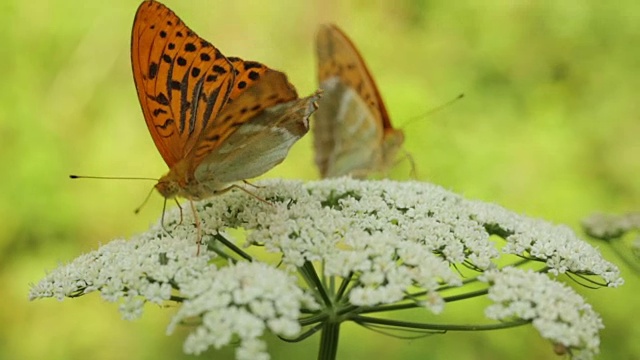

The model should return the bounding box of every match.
[3,0,639,359]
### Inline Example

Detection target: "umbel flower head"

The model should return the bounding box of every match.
[30,178,622,360]
[582,211,640,274]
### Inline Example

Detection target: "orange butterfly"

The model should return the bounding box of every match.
[132,0,320,201]
[313,24,404,178]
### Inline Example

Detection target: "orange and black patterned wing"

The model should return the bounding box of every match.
[190,70,321,183]
[131,0,235,168]
[314,24,404,178]
[316,24,391,129]
[226,57,274,101]
[183,55,298,167]
[188,69,300,170]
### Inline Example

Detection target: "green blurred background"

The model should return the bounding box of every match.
[3,0,639,359]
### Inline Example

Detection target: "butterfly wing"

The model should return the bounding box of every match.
[131,0,236,168]
[314,24,404,178]
[185,57,274,165]
[191,70,321,184]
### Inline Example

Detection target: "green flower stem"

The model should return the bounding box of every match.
[298,313,329,326]
[352,289,489,315]
[299,262,333,307]
[334,272,353,303]
[318,321,341,360]
[352,315,531,331]
[209,233,253,262]
[279,323,324,342]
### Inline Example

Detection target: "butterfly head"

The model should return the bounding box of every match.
[155,173,181,199]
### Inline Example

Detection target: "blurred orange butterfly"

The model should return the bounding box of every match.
[313,24,404,178]
[132,0,320,201]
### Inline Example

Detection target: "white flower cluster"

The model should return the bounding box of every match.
[202,179,502,312]
[28,225,210,309]
[470,201,622,285]
[30,178,622,358]
[29,222,315,358]
[582,212,640,240]
[481,267,604,360]
[168,261,317,358]
[202,179,620,304]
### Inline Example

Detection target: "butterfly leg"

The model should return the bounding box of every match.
[154,198,179,239]
[242,179,265,189]
[159,198,171,235]
[216,184,272,207]
[392,149,418,179]
[175,198,184,225]
[189,200,203,255]
[403,149,418,179]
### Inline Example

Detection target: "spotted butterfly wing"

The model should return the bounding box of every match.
[132,0,320,200]
[313,24,404,178]
[132,0,235,168]
[192,71,319,185]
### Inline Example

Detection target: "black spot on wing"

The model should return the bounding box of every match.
[189,75,206,136]
[243,61,263,70]
[170,80,181,90]
[165,60,176,102]
[212,65,227,74]
[202,84,227,129]
[156,118,173,129]
[148,62,158,80]
[248,71,260,81]
[178,71,190,134]
[147,92,169,106]
[155,118,175,138]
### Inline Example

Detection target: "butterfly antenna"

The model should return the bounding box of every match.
[401,93,465,128]
[134,186,157,214]
[70,175,158,181]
